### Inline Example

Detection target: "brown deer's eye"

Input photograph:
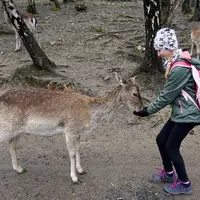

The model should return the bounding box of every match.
[133,93,138,97]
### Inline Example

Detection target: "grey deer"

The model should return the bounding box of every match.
[3,9,39,52]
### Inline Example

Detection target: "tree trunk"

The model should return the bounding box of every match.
[165,0,180,26]
[135,0,162,74]
[182,0,193,14]
[190,0,200,20]
[50,0,61,9]
[2,0,57,74]
[160,0,171,25]
[26,0,37,14]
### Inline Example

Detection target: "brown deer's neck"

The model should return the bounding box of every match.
[90,85,122,106]
[89,86,122,125]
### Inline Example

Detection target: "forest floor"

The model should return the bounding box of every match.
[0,1,200,200]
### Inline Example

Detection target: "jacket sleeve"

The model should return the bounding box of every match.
[147,67,191,115]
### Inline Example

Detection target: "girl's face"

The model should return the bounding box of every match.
[157,50,172,60]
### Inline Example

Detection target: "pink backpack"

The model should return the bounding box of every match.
[170,59,200,110]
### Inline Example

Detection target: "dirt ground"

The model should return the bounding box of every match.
[1,1,200,200]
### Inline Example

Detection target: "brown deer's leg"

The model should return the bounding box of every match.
[9,136,24,173]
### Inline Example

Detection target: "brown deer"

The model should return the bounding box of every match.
[0,73,143,183]
[191,27,200,59]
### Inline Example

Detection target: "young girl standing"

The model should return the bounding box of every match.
[133,28,200,195]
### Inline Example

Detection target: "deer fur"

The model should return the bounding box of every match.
[4,10,39,52]
[191,27,200,59]
[0,73,143,183]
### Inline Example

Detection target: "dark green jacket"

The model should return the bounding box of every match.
[147,53,200,123]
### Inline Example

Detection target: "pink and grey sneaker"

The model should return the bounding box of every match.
[163,179,192,195]
[150,168,176,183]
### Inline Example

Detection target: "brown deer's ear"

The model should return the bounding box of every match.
[129,76,137,84]
[115,72,126,85]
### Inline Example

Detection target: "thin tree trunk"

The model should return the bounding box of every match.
[50,0,61,8]
[161,0,171,25]
[166,0,180,26]
[26,0,37,14]
[135,0,162,74]
[2,0,57,74]
[182,0,192,13]
[190,0,200,21]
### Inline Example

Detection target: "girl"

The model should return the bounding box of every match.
[133,28,200,195]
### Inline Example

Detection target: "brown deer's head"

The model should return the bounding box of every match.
[115,72,144,111]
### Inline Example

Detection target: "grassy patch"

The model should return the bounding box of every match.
[51,7,61,12]
[93,26,105,33]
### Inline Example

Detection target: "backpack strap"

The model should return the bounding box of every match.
[190,64,200,109]
[182,89,200,111]
[170,61,191,72]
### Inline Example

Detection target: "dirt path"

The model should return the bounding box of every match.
[0,1,200,200]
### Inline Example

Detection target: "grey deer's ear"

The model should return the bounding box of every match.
[129,76,137,84]
[115,72,126,86]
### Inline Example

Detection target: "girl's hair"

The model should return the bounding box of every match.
[165,52,174,79]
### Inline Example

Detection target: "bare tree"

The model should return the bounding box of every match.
[27,0,61,13]
[135,0,162,74]
[26,0,37,14]
[161,0,180,26]
[190,0,200,21]
[161,0,171,25]
[182,0,193,14]
[182,0,200,21]
[50,0,61,9]
[1,0,57,74]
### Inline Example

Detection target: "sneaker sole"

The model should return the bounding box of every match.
[150,178,174,183]
[163,186,192,195]
[164,189,192,195]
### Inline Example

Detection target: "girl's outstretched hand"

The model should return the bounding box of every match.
[133,107,149,117]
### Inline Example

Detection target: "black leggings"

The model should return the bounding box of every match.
[156,119,198,182]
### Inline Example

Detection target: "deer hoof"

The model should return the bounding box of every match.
[16,167,25,174]
[14,48,21,52]
[79,171,87,175]
[72,179,82,184]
